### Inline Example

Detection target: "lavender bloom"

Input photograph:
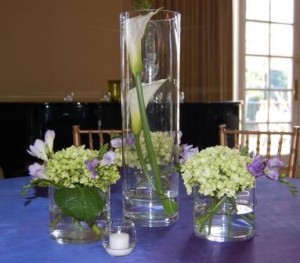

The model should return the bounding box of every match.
[247,155,265,178]
[266,156,286,169]
[111,138,122,148]
[126,133,135,146]
[101,151,116,166]
[179,144,199,164]
[264,157,286,180]
[28,163,47,179]
[111,133,135,149]
[85,158,100,179]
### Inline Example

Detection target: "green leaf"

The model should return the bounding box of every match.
[54,187,106,225]
[279,177,298,197]
[98,144,109,159]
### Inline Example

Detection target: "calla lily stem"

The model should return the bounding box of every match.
[134,73,178,215]
[134,133,155,190]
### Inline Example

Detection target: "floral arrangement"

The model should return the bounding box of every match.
[23,130,120,234]
[123,8,178,216]
[181,146,255,198]
[180,145,298,234]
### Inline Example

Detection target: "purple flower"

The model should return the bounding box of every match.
[179,144,199,164]
[101,151,116,166]
[85,158,100,179]
[28,163,47,179]
[111,138,122,148]
[264,157,286,180]
[110,133,135,149]
[126,133,135,146]
[247,155,265,178]
[248,155,286,180]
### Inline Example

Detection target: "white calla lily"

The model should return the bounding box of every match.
[124,9,160,75]
[129,79,166,134]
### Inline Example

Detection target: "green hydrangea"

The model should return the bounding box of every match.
[46,145,119,192]
[114,131,176,170]
[181,146,255,198]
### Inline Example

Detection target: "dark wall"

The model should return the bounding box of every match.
[0,103,44,178]
[0,102,240,178]
[180,102,241,149]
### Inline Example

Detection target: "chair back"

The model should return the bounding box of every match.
[219,124,300,178]
[72,125,122,149]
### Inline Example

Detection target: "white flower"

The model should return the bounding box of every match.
[45,130,55,154]
[128,79,166,134]
[124,9,160,75]
[123,9,165,134]
[27,139,48,161]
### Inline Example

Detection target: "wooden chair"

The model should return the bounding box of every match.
[72,125,122,149]
[0,166,4,179]
[219,124,300,178]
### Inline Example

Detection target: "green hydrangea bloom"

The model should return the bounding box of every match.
[181,146,255,198]
[46,145,119,192]
[114,131,176,170]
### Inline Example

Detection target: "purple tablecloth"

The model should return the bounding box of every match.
[0,176,300,263]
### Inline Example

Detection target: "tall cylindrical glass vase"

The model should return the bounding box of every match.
[120,10,181,227]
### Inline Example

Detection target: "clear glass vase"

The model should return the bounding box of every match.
[49,186,110,244]
[120,10,181,227]
[193,186,256,242]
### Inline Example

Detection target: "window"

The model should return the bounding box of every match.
[235,0,295,155]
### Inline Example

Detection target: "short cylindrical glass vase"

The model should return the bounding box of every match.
[193,187,256,242]
[49,186,110,244]
[120,9,181,227]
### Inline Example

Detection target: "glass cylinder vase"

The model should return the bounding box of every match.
[49,186,110,244]
[120,10,181,227]
[193,187,256,242]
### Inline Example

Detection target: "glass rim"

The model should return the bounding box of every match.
[120,9,181,21]
[107,218,135,227]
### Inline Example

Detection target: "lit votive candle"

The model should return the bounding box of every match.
[105,232,134,256]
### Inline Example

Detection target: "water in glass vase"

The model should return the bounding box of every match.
[123,188,179,227]
[48,186,110,244]
[50,206,108,244]
[194,203,255,242]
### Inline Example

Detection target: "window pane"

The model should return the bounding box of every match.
[246,56,268,89]
[270,24,293,56]
[269,90,292,122]
[271,0,294,23]
[270,58,292,90]
[246,0,270,21]
[246,22,269,55]
[254,96,269,124]
[245,90,267,122]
